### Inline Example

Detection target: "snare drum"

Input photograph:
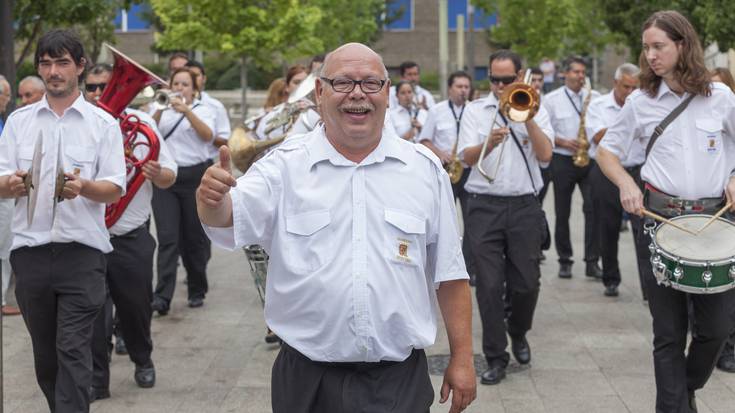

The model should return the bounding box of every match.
[648,214,735,294]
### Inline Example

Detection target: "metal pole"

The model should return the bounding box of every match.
[467,3,475,79]
[456,14,465,72]
[0,0,16,120]
[439,0,449,100]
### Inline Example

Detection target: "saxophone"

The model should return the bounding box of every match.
[572,79,593,167]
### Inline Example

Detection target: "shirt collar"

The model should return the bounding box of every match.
[481,94,499,109]
[38,92,87,119]
[655,81,688,101]
[307,125,409,168]
[605,92,622,110]
[564,85,584,98]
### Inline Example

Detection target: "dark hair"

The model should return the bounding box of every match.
[169,67,200,93]
[562,56,586,72]
[399,61,419,76]
[712,68,735,92]
[168,52,188,64]
[88,63,112,77]
[639,10,710,97]
[309,54,325,70]
[286,64,307,86]
[185,60,206,76]
[34,29,87,81]
[448,71,471,87]
[488,50,522,73]
[530,67,543,76]
[395,80,413,95]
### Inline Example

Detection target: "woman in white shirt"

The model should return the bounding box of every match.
[151,67,216,314]
[389,81,427,141]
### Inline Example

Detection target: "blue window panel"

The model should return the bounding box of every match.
[448,0,497,30]
[127,4,151,31]
[385,0,412,30]
[114,8,123,30]
[474,66,488,81]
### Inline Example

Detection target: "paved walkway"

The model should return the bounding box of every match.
[3,192,735,412]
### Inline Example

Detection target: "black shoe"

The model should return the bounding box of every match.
[89,387,110,403]
[585,261,603,279]
[151,298,169,316]
[468,273,476,287]
[188,297,204,308]
[717,352,735,373]
[510,335,531,364]
[134,361,156,388]
[604,285,619,297]
[115,336,128,355]
[480,365,506,385]
[558,262,572,279]
[688,390,697,412]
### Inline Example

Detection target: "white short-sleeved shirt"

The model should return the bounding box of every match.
[600,82,735,199]
[389,105,428,141]
[109,109,178,236]
[157,100,216,167]
[418,99,464,156]
[457,94,555,196]
[200,91,232,159]
[543,85,601,156]
[204,125,468,363]
[389,84,436,109]
[585,92,645,167]
[0,94,126,253]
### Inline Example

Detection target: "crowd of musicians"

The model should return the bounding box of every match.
[1,8,735,413]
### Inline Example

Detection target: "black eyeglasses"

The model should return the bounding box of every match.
[320,77,386,94]
[488,75,516,85]
[85,83,107,93]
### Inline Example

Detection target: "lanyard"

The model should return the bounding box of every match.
[448,100,464,135]
[563,88,582,116]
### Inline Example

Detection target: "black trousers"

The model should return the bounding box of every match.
[589,164,626,287]
[538,164,552,204]
[272,343,433,413]
[551,153,599,264]
[152,161,212,303]
[92,225,155,389]
[11,242,107,413]
[466,193,542,366]
[452,167,476,275]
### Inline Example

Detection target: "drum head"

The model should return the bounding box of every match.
[655,215,735,261]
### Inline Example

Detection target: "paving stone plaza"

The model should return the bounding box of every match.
[4,192,735,412]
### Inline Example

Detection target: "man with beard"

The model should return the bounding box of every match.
[0,29,126,412]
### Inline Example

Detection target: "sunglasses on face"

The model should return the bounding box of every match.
[85,83,107,93]
[488,75,516,85]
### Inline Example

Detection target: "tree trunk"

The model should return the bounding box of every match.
[240,54,248,120]
[1,0,16,120]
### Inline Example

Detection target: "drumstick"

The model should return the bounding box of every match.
[696,201,733,234]
[641,209,698,235]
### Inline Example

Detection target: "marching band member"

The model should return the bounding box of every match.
[389,61,436,109]
[255,65,319,141]
[0,29,126,412]
[597,10,735,412]
[83,64,177,398]
[586,63,642,298]
[458,50,554,385]
[389,81,427,141]
[185,60,232,155]
[197,42,476,413]
[151,67,215,315]
[18,75,47,107]
[418,71,476,283]
[543,56,602,280]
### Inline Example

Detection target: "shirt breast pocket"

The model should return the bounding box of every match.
[17,145,34,172]
[283,209,336,273]
[65,146,97,179]
[695,118,722,155]
[384,208,426,267]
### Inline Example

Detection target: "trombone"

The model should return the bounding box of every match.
[477,69,540,183]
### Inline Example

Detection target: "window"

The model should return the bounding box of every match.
[385,0,413,31]
[448,0,497,31]
[114,3,152,32]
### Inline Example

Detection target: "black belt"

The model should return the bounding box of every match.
[110,221,149,240]
[643,183,724,217]
[282,342,412,371]
[469,193,536,202]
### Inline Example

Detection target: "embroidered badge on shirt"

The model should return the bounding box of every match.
[396,238,412,264]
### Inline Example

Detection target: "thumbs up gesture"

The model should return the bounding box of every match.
[197,145,237,209]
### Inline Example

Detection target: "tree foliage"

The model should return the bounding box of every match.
[473,0,611,65]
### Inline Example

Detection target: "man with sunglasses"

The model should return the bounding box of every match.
[543,56,602,280]
[457,49,554,385]
[197,42,476,413]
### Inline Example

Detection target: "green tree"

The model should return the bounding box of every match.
[473,0,611,65]
[311,0,387,51]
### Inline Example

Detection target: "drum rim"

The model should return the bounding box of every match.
[651,214,735,266]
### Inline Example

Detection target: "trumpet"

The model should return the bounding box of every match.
[572,77,593,167]
[477,69,540,183]
[152,90,186,111]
